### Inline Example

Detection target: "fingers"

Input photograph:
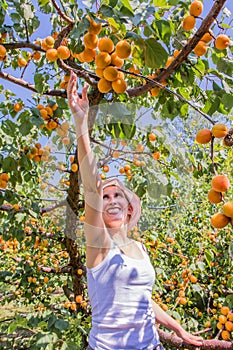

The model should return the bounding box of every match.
[67,71,78,100]
[82,85,89,101]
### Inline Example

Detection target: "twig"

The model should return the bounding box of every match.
[50,0,74,25]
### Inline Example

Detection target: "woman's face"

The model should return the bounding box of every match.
[102,185,133,229]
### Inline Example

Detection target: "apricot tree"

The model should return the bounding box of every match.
[0,0,233,348]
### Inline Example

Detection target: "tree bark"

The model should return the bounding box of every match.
[158,329,233,349]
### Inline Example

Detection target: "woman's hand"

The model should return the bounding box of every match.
[175,327,203,347]
[67,71,89,120]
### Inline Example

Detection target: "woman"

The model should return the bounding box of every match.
[67,71,203,350]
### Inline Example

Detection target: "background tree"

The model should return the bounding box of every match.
[0,0,232,348]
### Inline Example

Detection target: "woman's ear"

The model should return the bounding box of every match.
[128,204,133,215]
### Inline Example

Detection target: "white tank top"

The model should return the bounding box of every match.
[87,241,160,349]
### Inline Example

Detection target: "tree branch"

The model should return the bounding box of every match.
[127,0,227,98]
[158,328,233,349]
[0,70,67,98]
[50,0,75,25]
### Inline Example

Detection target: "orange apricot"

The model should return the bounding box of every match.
[75,295,83,303]
[97,78,112,93]
[201,32,213,43]
[84,33,98,49]
[71,163,78,172]
[110,52,124,68]
[115,40,131,59]
[129,65,140,74]
[57,45,70,60]
[87,17,102,35]
[95,52,111,68]
[0,173,9,181]
[103,165,110,172]
[211,123,228,138]
[195,129,212,144]
[221,330,230,341]
[41,39,50,51]
[149,133,156,142]
[173,49,181,58]
[150,86,160,97]
[0,180,7,189]
[82,47,96,62]
[183,15,196,30]
[0,44,6,58]
[165,56,174,67]
[14,103,23,112]
[210,212,230,229]
[221,306,230,315]
[98,37,114,53]
[45,36,55,47]
[207,189,222,204]
[189,0,203,17]
[193,41,207,56]
[62,137,70,145]
[152,152,160,160]
[112,78,127,93]
[95,67,104,78]
[222,201,233,218]
[33,51,41,60]
[103,66,118,81]
[18,57,27,67]
[215,34,230,50]
[225,321,233,332]
[211,174,230,192]
[46,48,58,62]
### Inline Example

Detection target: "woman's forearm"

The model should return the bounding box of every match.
[74,115,100,193]
[151,299,182,333]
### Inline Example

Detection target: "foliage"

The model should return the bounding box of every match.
[0,0,233,348]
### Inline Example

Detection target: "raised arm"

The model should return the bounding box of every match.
[67,72,110,254]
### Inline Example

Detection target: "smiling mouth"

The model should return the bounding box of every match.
[106,207,121,214]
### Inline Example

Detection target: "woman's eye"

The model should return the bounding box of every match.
[115,192,122,197]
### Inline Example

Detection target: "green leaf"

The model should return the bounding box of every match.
[36,332,58,347]
[204,249,214,267]
[69,18,90,39]
[34,73,49,93]
[229,241,233,260]
[22,3,33,20]
[47,315,57,328]
[120,0,133,13]
[54,319,69,331]
[144,38,168,68]
[121,123,136,139]
[8,321,18,334]
[217,58,233,77]
[19,121,33,136]
[2,157,18,172]
[153,0,167,6]
[226,295,233,308]
[1,119,16,136]
[99,5,114,17]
